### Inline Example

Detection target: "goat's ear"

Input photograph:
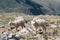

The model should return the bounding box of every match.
[8,19,12,26]
[9,19,12,23]
[9,19,13,24]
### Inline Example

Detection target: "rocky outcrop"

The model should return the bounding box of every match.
[0,16,59,40]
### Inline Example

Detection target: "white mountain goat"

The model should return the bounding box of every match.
[8,16,27,30]
[31,17,49,34]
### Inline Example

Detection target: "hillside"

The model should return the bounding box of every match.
[0,0,60,15]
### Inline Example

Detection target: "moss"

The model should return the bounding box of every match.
[57,20,60,24]
[43,34,48,40]
[0,14,14,24]
[48,21,55,24]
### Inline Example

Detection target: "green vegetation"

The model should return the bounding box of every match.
[48,21,55,24]
[0,13,15,25]
[57,20,60,24]
[0,0,60,16]
[43,34,48,40]
[0,0,29,14]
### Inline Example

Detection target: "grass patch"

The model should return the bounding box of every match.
[43,34,48,40]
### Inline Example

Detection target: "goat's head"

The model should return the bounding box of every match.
[8,20,15,30]
[37,27,43,34]
[8,20,15,27]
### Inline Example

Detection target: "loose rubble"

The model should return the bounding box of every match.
[0,16,60,40]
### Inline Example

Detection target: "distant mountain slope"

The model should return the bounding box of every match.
[0,0,28,13]
[0,0,60,15]
[32,0,60,15]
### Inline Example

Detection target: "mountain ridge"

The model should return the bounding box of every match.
[0,0,60,15]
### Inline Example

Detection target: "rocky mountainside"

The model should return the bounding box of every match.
[0,0,60,15]
[0,15,60,40]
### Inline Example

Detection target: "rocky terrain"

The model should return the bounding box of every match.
[0,0,60,40]
[0,13,60,40]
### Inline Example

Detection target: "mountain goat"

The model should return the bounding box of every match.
[8,16,27,30]
[31,17,49,33]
